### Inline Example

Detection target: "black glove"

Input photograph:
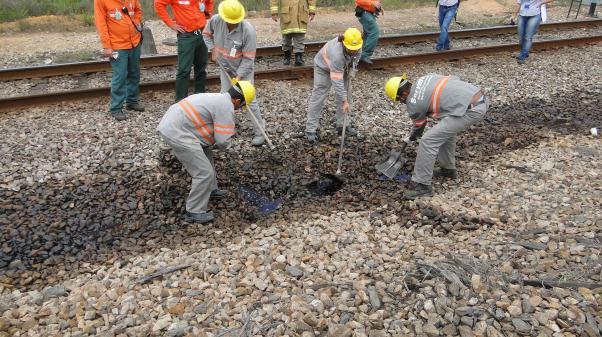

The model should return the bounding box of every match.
[409,125,425,141]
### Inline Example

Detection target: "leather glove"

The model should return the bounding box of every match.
[214,142,229,151]
[408,125,425,141]
[403,136,414,145]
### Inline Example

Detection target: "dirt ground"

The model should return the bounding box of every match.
[0,0,587,68]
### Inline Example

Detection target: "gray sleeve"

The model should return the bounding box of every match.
[330,58,348,102]
[202,17,215,51]
[236,22,256,79]
[213,110,236,145]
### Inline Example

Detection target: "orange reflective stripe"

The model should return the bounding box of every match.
[321,47,331,69]
[242,51,256,57]
[179,101,214,143]
[330,72,343,80]
[181,99,214,140]
[214,123,234,129]
[214,122,235,135]
[414,119,427,127]
[214,46,243,59]
[429,76,450,119]
[214,128,235,135]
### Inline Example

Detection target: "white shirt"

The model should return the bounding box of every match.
[439,0,459,6]
[517,0,542,16]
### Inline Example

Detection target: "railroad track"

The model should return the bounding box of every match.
[0,19,600,82]
[0,35,600,111]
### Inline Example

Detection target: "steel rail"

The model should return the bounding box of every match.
[0,35,600,112]
[0,19,600,81]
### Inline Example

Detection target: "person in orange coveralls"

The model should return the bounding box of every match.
[94,0,145,121]
[155,0,214,102]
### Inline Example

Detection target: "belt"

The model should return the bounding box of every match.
[178,28,203,36]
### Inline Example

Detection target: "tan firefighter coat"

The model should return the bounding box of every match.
[270,0,316,35]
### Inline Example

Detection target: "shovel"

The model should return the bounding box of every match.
[306,113,349,196]
[375,141,410,179]
[216,61,275,149]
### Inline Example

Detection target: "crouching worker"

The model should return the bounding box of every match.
[157,81,256,223]
[305,27,362,143]
[384,74,489,199]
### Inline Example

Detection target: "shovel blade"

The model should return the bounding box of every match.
[381,157,407,178]
[375,150,401,176]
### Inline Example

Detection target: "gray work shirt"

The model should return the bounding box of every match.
[517,0,542,16]
[438,0,459,6]
[203,15,257,80]
[407,74,480,127]
[157,93,236,147]
[313,37,360,102]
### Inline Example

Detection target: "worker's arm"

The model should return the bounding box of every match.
[205,0,215,18]
[202,17,215,51]
[94,0,112,55]
[329,57,348,105]
[155,0,184,32]
[308,0,317,14]
[133,0,142,26]
[213,109,236,147]
[270,0,279,18]
[236,22,257,79]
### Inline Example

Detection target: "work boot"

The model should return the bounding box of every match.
[359,56,373,65]
[433,167,458,179]
[336,125,358,136]
[251,135,265,146]
[305,131,318,143]
[283,50,291,66]
[403,182,434,200]
[185,211,215,224]
[126,103,145,112]
[210,189,228,200]
[294,52,304,66]
[111,110,127,121]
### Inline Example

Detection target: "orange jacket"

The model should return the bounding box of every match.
[94,0,142,50]
[355,0,377,12]
[155,0,214,33]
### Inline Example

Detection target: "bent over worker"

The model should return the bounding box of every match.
[155,0,214,101]
[157,81,256,224]
[384,74,489,199]
[270,0,317,66]
[203,0,266,146]
[305,28,362,143]
[94,0,145,121]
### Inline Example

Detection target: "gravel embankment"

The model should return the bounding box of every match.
[0,43,600,336]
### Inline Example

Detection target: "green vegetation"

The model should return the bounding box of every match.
[0,0,435,23]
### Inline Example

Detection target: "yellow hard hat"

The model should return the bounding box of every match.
[218,0,245,24]
[236,80,255,106]
[342,28,363,51]
[385,74,409,101]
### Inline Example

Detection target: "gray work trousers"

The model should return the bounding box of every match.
[219,70,265,137]
[162,135,218,213]
[282,33,305,53]
[412,98,489,185]
[305,66,352,133]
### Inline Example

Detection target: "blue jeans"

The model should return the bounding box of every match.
[437,4,458,51]
[358,11,379,59]
[517,14,541,60]
[109,44,141,112]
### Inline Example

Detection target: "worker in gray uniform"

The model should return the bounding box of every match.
[384,73,489,199]
[202,0,266,146]
[157,81,256,224]
[304,27,363,143]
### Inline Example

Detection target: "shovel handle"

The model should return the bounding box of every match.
[246,105,275,149]
[336,112,348,175]
[218,62,275,150]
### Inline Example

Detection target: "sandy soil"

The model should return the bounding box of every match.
[0,0,588,68]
